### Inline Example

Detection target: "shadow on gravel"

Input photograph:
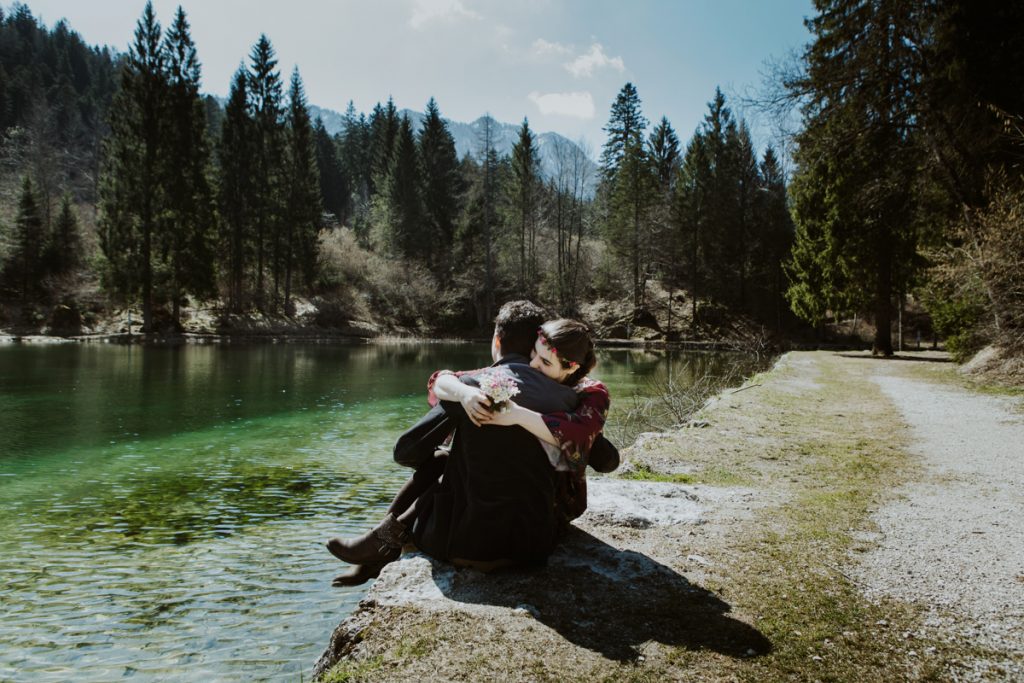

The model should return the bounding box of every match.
[431,527,772,661]
[835,352,952,364]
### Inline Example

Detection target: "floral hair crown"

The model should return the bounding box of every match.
[538,328,578,368]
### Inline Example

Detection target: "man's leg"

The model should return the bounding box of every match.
[386,454,446,521]
[327,455,446,584]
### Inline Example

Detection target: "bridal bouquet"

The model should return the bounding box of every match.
[476,367,521,413]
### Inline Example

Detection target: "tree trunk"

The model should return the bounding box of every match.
[872,238,893,356]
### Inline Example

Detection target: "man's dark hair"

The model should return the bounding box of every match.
[494,300,547,357]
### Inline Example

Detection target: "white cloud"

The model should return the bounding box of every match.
[527,91,596,119]
[531,38,572,57]
[564,42,625,78]
[409,0,481,30]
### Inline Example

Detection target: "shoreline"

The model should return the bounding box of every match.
[0,329,881,354]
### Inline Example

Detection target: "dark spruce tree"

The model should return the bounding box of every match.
[646,116,681,331]
[3,176,45,299]
[475,114,501,323]
[218,66,254,312]
[97,1,166,332]
[161,6,216,327]
[729,120,760,310]
[417,97,461,270]
[313,117,348,223]
[510,117,541,293]
[47,192,81,276]
[247,34,286,309]
[673,131,712,331]
[600,82,654,308]
[753,146,793,332]
[339,101,373,236]
[786,0,921,356]
[369,97,399,195]
[648,116,680,192]
[698,88,738,305]
[387,114,424,258]
[283,67,322,313]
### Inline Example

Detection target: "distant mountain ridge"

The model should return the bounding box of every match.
[307,104,598,191]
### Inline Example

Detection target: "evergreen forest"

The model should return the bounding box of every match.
[1,1,1023,363]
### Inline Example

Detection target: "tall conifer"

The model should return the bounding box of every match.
[417,97,461,269]
[162,6,215,325]
[283,67,321,312]
[219,66,253,311]
[601,83,654,308]
[510,117,541,292]
[4,176,44,297]
[387,114,423,258]
[97,1,165,331]
[247,34,285,308]
[313,117,348,222]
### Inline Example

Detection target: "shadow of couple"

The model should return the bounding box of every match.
[429,526,772,662]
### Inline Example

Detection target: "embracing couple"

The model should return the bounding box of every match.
[326,300,618,584]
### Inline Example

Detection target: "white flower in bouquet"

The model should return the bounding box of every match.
[476,367,521,411]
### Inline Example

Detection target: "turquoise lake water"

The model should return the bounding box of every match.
[0,342,744,681]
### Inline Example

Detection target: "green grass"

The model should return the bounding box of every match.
[620,463,696,484]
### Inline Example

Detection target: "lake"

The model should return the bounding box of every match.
[0,342,748,681]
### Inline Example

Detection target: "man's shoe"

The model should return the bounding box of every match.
[331,562,387,587]
[326,513,410,565]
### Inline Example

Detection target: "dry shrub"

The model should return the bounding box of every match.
[925,178,1024,358]
[317,227,369,289]
[613,354,769,446]
[316,227,440,330]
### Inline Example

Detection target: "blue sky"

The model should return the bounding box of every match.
[20,0,814,156]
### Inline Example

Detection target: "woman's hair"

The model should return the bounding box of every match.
[538,318,596,385]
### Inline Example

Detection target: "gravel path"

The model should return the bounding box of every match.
[855,364,1024,680]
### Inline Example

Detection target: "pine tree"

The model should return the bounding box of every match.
[600,83,646,182]
[3,176,45,297]
[218,66,254,312]
[97,1,166,331]
[283,67,321,312]
[161,6,215,326]
[339,101,372,235]
[786,0,921,355]
[753,146,794,331]
[600,83,654,308]
[48,191,80,275]
[509,117,541,292]
[369,97,399,194]
[476,114,500,322]
[313,117,348,222]
[647,116,680,329]
[729,120,760,309]
[387,114,424,258]
[674,132,712,331]
[699,88,738,304]
[247,34,285,309]
[417,97,461,269]
[648,116,680,191]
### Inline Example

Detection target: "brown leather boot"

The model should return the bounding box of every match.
[331,562,387,587]
[326,513,410,565]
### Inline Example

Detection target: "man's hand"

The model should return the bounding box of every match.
[486,401,522,426]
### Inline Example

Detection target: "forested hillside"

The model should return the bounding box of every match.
[1,0,1023,367]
